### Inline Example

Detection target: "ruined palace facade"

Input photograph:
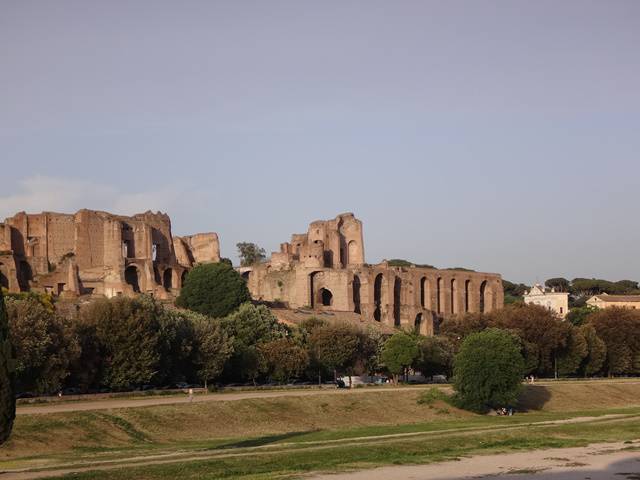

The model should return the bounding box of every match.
[242,213,503,335]
[0,210,219,298]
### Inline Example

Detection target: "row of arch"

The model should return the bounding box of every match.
[124,264,188,294]
[356,273,495,324]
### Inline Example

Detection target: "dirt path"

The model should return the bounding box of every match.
[1,414,636,479]
[16,386,437,415]
[308,441,640,480]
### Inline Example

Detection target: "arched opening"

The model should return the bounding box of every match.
[319,288,333,306]
[181,270,188,288]
[480,281,487,313]
[420,277,426,308]
[437,277,443,313]
[19,261,32,291]
[241,271,250,281]
[451,279,458,314]
[414,313,422,334]
[153,265,161,285]
[348,240,358,265]
[464,279,471,312]
[163,268,173,290]
[352,275,361,314]
[393,277,401,326]
[0,263,8,290]
[125,265,141,293]
[373,273,383,322]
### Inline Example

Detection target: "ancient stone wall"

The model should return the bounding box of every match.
[243,213,503,335]
[0,210,220,299]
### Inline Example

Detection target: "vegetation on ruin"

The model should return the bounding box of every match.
[0,288,14,444]
[452,328,525,412]
[176,262,251,318]
[236,241,267,266]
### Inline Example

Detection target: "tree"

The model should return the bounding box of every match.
[308,323,360,382]
[192,316,233,389]
[176,262,251,318]
[79,296,162,390]
[490,304,569,376]
[502,280,530,304]
[258,338,309,384]
[556,326,587,376]
[236,242,266,267]
[414,335,454,379]
[566,305,597,326]
[579,324,606,377]
[452,328,525,412]
[0,288,15,443]
[380,332,419,384]
[588,307,640,376]
[545,278,570,292]
[220,303,288,383]
[6,296,80,394]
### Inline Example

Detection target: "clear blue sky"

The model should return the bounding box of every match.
[1,1,639,284]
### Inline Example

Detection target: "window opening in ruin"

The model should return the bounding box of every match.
[465,280,470,312]
[353,275,361,314]
[154,266,161,284]
[320,288,333,306]
[420,277,426,308]
[152,244,158,261]
[393,277,401,326]
[451,279,457,314]
[125,265,140,293]
[57,283,65,295]
[480,281,487,313]
[0,263,8,289]
[123,240,133,258]
[437,277,443,313]
[163,268,173,290]
[414,313,422,334]
[374,273,383,322]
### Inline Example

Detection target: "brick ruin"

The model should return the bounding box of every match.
[0,210,219,299]
[241,213,504,334]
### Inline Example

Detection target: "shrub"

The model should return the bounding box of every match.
[453,328,525,412]
[176,262,251,318]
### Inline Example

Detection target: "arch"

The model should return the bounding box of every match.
[352,275,361,314]
[241,271,250,281]
[181,270,189,288]
[319,288,333,306]
[420,277,426,309]
[125,265,141,293]
[464,279,471,312]
[348,240,358,266]
[451,279,458,315]
[153,265,161,285]
[373,273,383,322]
[0,263,8,290]
[309,271,322,308]
[436,277,443,313]
[480,281,487,313]
[163,268,173,290]
[393,277,401,326]
[414,313,422,334]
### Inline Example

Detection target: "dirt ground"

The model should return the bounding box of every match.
[308,441,640,480]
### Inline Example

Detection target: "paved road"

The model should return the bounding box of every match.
[16,386,435,415]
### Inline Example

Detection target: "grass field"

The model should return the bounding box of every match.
[1,381,640,479]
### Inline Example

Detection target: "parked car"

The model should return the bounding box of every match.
[62,387,82,395]
[15,392,35,399]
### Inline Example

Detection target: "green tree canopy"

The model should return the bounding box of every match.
[453,328,525,412]
[579,324,606,377]
[177,262,251,318]
[6,296,80,394]
[414,335,454,378]
[380,332,419,383]
[588,307,640,376]
[308,323,361,381]
[0,288,15,444]
[236,242,266,267]
[545,278,570,292]
[258,338,309,384]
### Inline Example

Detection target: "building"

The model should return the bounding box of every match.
[0,210,219,298]
[241,213,504,335]
[586,294,640,310]
[523,284,569,318]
